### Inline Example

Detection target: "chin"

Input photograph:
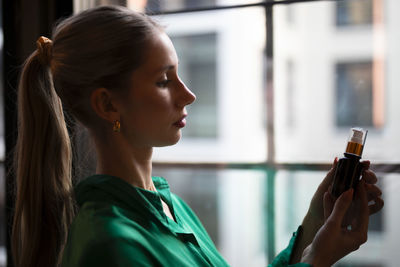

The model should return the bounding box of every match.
[155,133,181,147]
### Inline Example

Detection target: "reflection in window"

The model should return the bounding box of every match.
[336,61,373,127]
[171,33,217,138]
[336,0,373,26]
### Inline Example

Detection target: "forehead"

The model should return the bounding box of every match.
[140,32,178,73]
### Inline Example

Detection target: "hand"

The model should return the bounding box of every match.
[301,181,369,267]
[340,161,384,227]
[307,159,384,228]
[290,158,384,264]
[306,158,338,228]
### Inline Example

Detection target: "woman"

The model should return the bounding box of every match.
[12,5,383,267]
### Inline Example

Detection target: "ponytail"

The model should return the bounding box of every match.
[12,38,74,267]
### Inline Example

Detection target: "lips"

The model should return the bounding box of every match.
[173,115,187,128]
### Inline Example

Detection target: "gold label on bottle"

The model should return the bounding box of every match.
[345,141,363,156]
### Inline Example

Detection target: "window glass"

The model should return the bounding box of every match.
[171,33,218,138]
[146,0,216,12]
[75,0,264,13]
[336,61,373,127]
[74,0,132,13]
[336,0,373,26]
[152,167,269,266]
[274,1,400,163]
[152,7,267,163]
[145,0,261,13]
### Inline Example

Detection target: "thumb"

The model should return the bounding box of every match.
[321,157,339,188]
[316,158,339,196]
[327,188,353,226]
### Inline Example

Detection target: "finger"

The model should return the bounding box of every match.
[361,169,377,184]
[353,181,369,232]
[318,157,339,192]
[368,197,384,215]
[360,160,370,170]
[365,183,382,200]
[327,188,353,226]
[323,191,335,221]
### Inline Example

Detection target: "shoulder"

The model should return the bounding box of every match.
[71,200,156,240]
[62,202,158,266]
[62,231,154,267]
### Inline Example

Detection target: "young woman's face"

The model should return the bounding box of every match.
[117,31,196,148]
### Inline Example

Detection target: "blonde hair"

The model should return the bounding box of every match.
[12,5,161,267]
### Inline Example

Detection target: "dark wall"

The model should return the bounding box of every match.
[2,1,73,266]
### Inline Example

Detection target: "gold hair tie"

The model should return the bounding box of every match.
[36,36,53,66]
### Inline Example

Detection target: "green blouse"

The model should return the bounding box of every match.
[61,175,311,267]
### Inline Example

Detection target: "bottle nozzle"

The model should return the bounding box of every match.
[345,127,367,156]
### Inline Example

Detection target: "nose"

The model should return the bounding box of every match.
[176,79,196,107]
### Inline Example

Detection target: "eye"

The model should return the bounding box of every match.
[156,79,172,88]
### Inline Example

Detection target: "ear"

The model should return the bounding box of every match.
[90,88,120,123]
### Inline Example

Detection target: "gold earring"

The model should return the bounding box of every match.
[113,120,121,132]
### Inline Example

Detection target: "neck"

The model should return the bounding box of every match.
[93,133,155,191]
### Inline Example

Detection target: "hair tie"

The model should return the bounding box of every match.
[36,36,53,66]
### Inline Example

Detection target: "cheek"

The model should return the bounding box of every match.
[127,99,171,131]
[143,93,173,119]
[121,88,175,129]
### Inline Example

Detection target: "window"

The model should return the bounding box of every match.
[152,167,268,266]
[171,33,218,138]
[146,0,217,12]
[336,61,373,127]
[152,7,267,163]
[74,1,399,266]
[145,0,260,12]
[336,0,373,26]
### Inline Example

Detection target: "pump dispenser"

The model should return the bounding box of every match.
[331,128,368,198]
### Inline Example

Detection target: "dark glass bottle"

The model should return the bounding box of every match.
[331,128,368,198]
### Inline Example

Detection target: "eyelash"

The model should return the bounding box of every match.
[156,79,172,88]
